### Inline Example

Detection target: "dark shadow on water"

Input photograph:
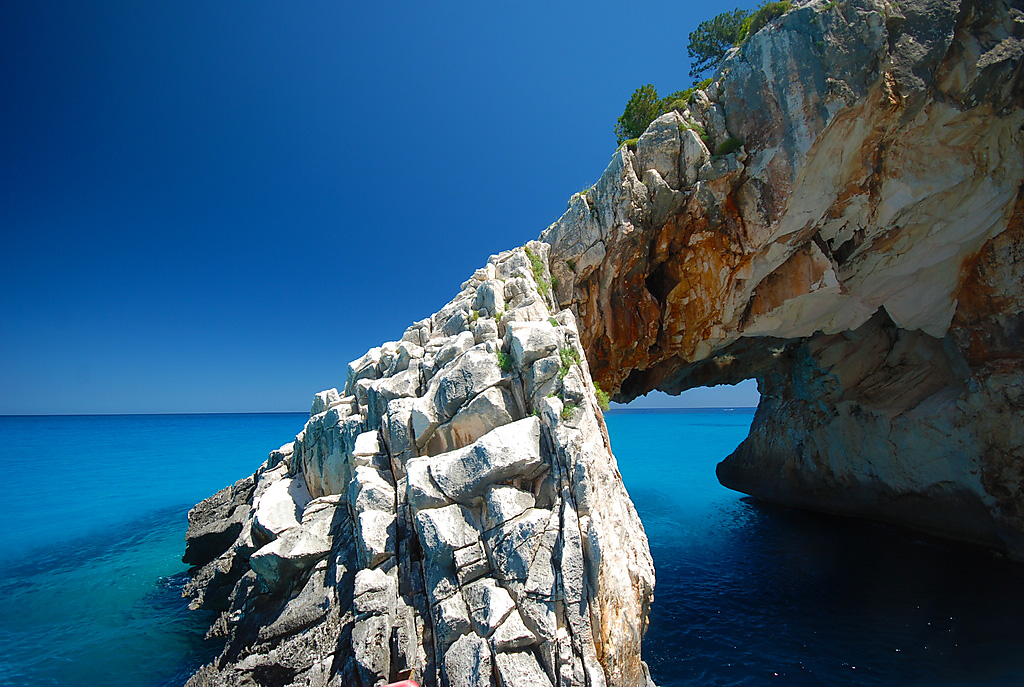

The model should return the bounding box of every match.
[642,497,1024,687]
[147,571,222,687]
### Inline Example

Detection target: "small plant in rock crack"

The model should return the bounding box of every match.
[524,246,552,297]
[496,350,512,373]
[593,382,611,412]
[561,403,579,422]
[558,346,581,380]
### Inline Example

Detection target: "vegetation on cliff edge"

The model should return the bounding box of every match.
[615,1,792,144]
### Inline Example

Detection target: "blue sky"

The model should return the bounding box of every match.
[0,0,759,414]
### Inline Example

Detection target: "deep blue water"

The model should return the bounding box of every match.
[2,411,1024,686]
[608,409,1024,687]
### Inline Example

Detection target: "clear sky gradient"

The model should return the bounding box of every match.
[1,0,760,414]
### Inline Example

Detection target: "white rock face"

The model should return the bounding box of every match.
[506,322,560,369]
[184,244,653,687]
[252,469,312,542]
[249,495,339,590]
[428,417,544,503]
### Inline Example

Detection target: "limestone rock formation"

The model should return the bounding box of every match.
[183,244,654,687]
[184,0,1024,683]
[542,0,1024,555]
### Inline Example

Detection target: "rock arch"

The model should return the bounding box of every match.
[543,0,1024,557]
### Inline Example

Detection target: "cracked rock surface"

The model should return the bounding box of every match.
[183,244,654,687]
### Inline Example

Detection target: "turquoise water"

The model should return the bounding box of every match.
[2,411,1024,686]
[0,413,308,687]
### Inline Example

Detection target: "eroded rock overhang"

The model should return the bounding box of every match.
[542,0,1024,555]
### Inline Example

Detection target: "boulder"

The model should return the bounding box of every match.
[493,650,553,687]
[415,504,479,556]
[426,386,518,455]
[443,634,492,687]
[383,398,416,458]
[490,610,537,652]
[453,541,489,585]
[429,346,504,421]
[679,127,710,186]
[253,471,313,542]
[428,417,545,503]
[311,388,341,416]
[435,331,476,370]
[353,567,398,617]
[472,317,499,344]
[432,593,472,650]
[483,485,536,531]
[350,466,396,515]
[473,280,506,316]
[635,111,684,189]
[356,511,396,568]
[406,457,450,511]
[248,496,339,590]
[347,347,382,394]
[526,354,560,403]
[183,474,255,567]
[462,578,516,637]
[485,508,552,585]
[506,321,560,369]
[352,614,391,687]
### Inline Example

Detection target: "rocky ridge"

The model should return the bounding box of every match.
[183,244,654,687]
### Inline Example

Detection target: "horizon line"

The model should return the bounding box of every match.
[0,406,759,418]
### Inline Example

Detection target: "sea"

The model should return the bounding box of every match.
[2,410,1023,687]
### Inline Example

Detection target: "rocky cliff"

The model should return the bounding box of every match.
[183,244,654,687]
[183,0,1024,684]
[542,0,1024,555]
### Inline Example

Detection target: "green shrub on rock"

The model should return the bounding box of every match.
[615,84,663,144]
[558,346,581,380]
[523,246,552,296]
[687,9,749,78]
[739,1,792,43]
